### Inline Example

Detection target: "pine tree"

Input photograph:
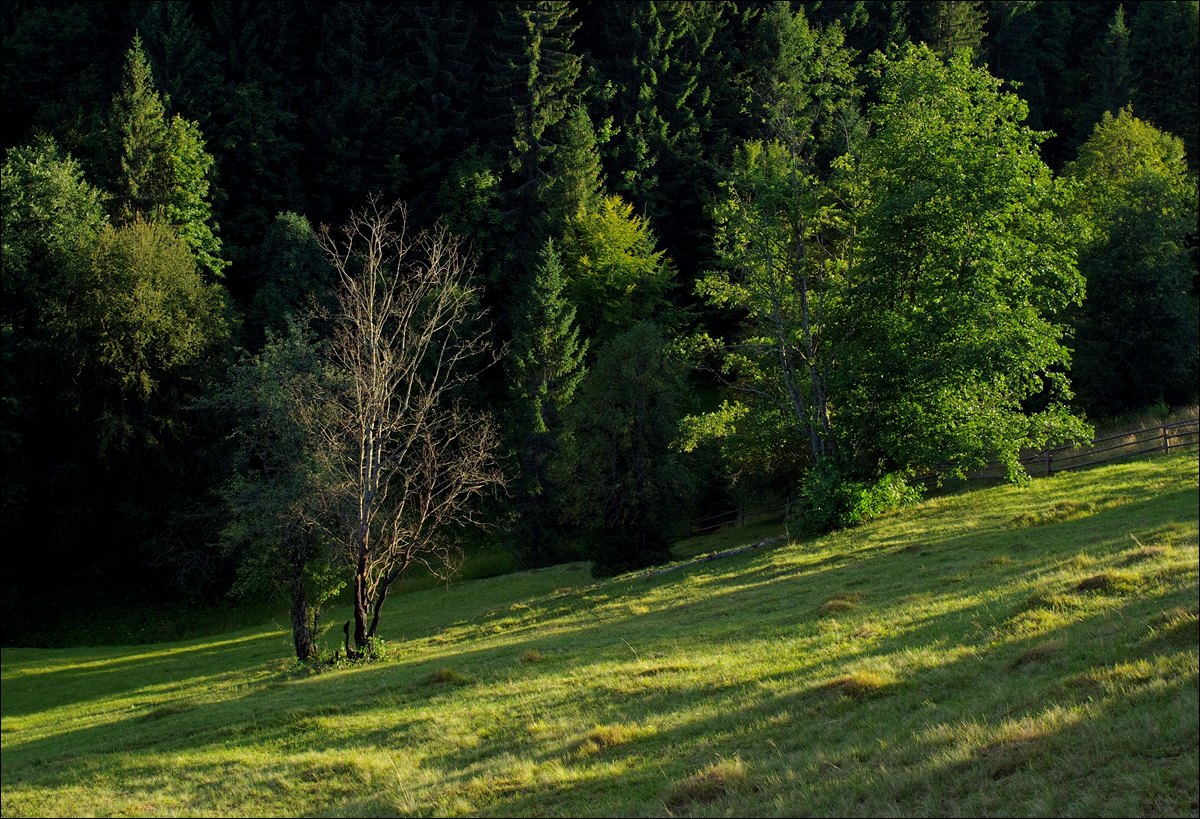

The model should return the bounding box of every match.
[509,238,588,436]
[108,35,227,277]
[912,0,987,60]
[506,238,588,565]
[1130,0,1199,169]
[485,1,582,207]
[392,1,482,207]
[1071,5,1132,142]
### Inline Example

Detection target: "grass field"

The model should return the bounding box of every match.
[2,454,1197,817]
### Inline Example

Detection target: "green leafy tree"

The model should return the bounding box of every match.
[841,44,1090,481]
[684,140,852,479]
[0,137,110,538]
[559,194,676,343]
[1,138,233,611]
[218,320,343,662]
[505,238,588,565]
[86,219,232,450]
[1063,108,1199,414]
[681,7,860,486]
[557,322,694,575]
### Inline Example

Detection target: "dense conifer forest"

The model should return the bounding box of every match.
[2,1,1196,652]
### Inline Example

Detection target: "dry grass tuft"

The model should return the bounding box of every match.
[819,670,894,700]
[520,649,544,664]
[577,723,649,757]
[976,732,1041,779]
[423,667,471,686]
[1122,546,1169,565]
[818,593,864,616]
[1009,638,1067,669]
[664,757,748,810]
[1074,569,1141,595]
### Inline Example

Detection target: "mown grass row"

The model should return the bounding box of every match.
[2,454,1196,817]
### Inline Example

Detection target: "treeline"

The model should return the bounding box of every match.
[1,1,1196,644]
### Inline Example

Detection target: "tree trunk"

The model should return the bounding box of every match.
[290,582,317,662]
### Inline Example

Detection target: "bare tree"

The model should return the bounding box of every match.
[318,196,504,658]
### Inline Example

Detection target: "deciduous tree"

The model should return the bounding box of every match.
[318,197,505,657]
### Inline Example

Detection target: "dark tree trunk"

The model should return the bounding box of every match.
[290,583,317,662]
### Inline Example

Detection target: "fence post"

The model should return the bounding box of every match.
[1162,425,1169,454]
[1045,449,1053,476]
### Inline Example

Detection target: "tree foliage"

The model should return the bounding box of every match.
[558,322,694,574]
[505,238,588,565]
[218,320,342,662]
[842,44,1090,481]
[1063,108,1199,415]
[107,34,227,278]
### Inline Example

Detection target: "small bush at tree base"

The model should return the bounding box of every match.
[790,464,924,535]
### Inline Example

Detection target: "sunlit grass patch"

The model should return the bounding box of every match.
[1147,605,1200,647]
[1008,500,1099,528]
[576,722,654,757]
[1,454,1195,818]
[818,669,896,700]
[817,593,864,616]
[1075,566,1147,593]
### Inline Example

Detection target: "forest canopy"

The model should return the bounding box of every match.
[1,1,1196,650]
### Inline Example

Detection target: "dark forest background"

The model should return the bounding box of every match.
[2,0,1196,646]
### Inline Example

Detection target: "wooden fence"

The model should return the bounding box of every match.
[685,418,1198,537]
[974,418,1199,479]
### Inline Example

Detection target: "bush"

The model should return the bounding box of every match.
[790,464,923,535]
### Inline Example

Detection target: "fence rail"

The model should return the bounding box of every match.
[980,418,1199,479]
[685,418,1198,538]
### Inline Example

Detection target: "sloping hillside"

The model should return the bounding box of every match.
[2,455,1197,817]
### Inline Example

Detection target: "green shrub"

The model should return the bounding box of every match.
[790,464,924,535]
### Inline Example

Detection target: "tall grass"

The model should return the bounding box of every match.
[2,454,1196,817]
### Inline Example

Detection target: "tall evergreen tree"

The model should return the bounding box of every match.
[1130,0,1200,169]
[506,238,588,565]
[485,0,582,218]
[911,0,987,60]
[201,0,306,272]
[557,322,694,575]
[1071,5,1132,142]
[392,1,483,208]
[107,34,227,278]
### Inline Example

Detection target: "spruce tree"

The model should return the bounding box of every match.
[506,238,588,565]
[108,35,227,278]
[1130,0,1199,168]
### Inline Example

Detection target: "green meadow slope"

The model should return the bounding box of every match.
[2,455,1197,817]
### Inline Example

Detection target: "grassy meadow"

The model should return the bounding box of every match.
[2,454,1197,817]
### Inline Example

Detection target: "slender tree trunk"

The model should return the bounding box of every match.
[290,581,317,662]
